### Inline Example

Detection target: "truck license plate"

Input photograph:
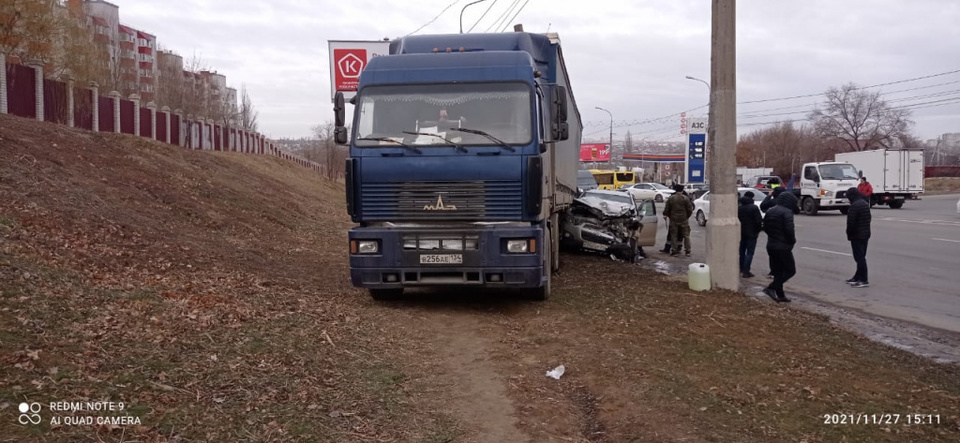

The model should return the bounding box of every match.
[420,254,463,264]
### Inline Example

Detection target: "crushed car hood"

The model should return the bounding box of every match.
[572,194,636,218]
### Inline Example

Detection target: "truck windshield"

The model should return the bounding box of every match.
[354,83,532,148]
[818,164,859,180]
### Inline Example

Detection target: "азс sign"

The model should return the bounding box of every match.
[327,40,391,102]
[579,143,611,162]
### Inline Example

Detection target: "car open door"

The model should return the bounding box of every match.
[637,199,659,247]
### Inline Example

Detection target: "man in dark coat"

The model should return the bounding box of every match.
[845,187,872,288]
[759,187,783,213]
[762,192,799,302]
[738,191,763,278]
[663,184,694,257]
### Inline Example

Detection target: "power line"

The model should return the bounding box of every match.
[498,0,531,32]
[737,68,960,104]
[486,0,520,32]
[467,0,498,32]
[406,0,462,36]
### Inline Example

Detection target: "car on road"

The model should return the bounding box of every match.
[693,188,767,227]
[577,169,599,192]
[744,175,783,190]
[561,189,658,260]
[620,182,675,202]
[957,197,960,214]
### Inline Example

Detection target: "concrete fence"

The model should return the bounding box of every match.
[1,60,324,175]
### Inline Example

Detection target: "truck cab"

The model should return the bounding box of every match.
[338,32,581,301]
[798,162,860,215]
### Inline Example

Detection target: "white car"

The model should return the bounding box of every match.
[693,188,767,227]
[956,197,960,214]
[620,182,675,203]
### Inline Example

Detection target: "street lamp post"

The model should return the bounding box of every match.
[460,0,490,34]
[595,106,613,164]
[685,75,712,183]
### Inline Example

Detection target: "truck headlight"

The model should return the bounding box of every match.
[357,240,379,254]
[821,189,833,197]
[506,239,535,253]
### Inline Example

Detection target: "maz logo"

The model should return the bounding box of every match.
[423,195,457,211]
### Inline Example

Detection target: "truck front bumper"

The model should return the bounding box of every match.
[348,225,545,289]
[818,198,849,209]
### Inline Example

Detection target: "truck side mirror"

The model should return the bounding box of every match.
[550,85,569,141]
[334,92,347,145]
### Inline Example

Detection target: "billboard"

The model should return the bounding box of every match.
[580,143,611,162]
[327,40,391,102]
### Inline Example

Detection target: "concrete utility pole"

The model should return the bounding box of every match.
[706,0,739,291]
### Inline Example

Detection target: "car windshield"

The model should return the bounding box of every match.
[818,164,859,180]
[650,183,670,190]
[584,191,633,205]
[355,82,532,147]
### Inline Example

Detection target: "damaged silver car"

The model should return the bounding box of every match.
[561,189,643,261]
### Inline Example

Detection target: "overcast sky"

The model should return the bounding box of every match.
[113,0,960,142]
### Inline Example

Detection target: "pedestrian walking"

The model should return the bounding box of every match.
[738,191,763,278]
[663,184,693,257]
[761,192,799,303]
[845,187,872,288]
[857,176,874,205]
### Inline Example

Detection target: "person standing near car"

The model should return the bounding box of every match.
[663,184,694,257]
[762,192,799,303]
[845,187,872,288]
[738,191,763,278]
[857,176,874,205]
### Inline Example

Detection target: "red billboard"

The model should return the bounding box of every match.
[579,143,611,162]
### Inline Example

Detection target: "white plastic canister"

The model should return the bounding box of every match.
[688,263,711,291]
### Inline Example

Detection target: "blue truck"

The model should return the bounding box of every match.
[332,32,582,300]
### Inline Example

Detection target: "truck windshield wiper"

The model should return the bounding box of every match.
[401,131,467,153]
[449,127,516,152]
[356,137,421,154]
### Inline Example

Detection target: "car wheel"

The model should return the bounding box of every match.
[655,194,663,203]
[802,197,819,215]
[696,210,706,227]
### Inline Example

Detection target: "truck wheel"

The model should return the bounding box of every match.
[839,207,849,215]
[802,197,819,215]
[529,229,552,301]
[696,210,706,227]
[888,200,904,209]
[369,288,404,301]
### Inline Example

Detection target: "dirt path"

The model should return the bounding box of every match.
[426,311,529,443]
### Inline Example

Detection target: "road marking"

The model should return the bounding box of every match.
[879,217,960,227]
[933,238,960,244]
[800,247,852,257]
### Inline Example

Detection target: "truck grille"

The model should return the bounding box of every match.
[361,181,522,220]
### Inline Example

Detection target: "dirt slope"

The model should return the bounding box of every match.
[1,113,959,442]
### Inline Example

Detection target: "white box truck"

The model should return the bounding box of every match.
[834,149,924,209]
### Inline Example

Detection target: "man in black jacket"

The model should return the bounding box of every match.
[845,187,872,288]
[762,192,799,302]
[738,191,763,278]
[759,187,783,213]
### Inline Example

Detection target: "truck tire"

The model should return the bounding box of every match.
[369,288,404,301]
[550,214,560,273]
[528,226,553,301]
[839,207,849,215]
[888,200,904,209]
[802,197,819,215]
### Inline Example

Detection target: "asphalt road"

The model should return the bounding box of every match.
[652,193,960,333]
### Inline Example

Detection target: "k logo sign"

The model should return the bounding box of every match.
[333,49,367,92]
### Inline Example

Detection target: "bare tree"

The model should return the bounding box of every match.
[808,83,912,152]
[238,84,258,132]
[736,122,823,177]
[311,122,348,179]
[623,130,634,154]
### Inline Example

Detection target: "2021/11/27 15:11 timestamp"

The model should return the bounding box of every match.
[822,413,942,425]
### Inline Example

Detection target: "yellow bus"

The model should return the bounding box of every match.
[590,169,635,190]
